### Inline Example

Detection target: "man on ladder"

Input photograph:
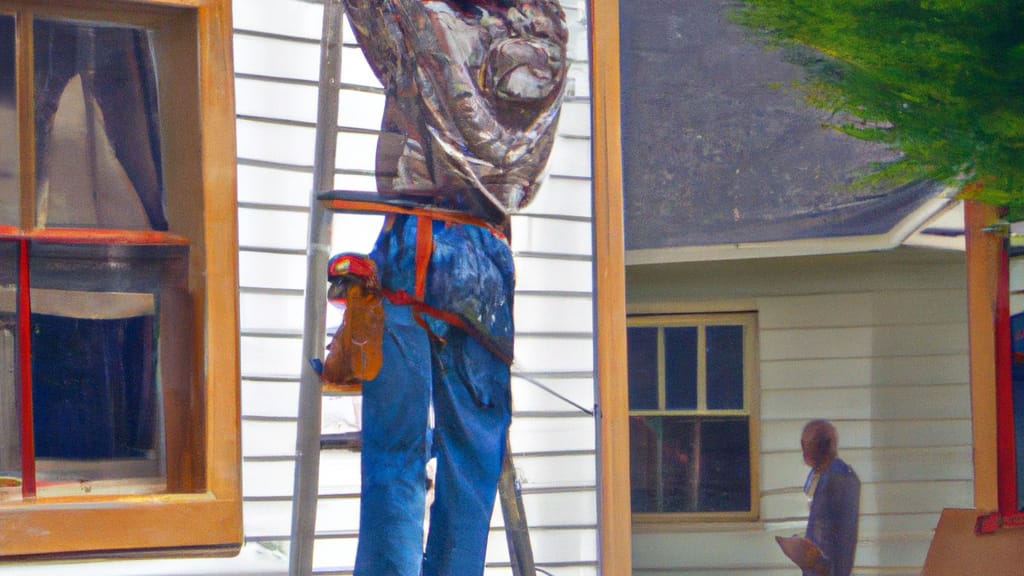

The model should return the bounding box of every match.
[317,1,568,574]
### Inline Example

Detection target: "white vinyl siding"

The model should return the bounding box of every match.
[628,248,972,576]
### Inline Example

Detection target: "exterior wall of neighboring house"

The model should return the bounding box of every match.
[626,247,974,575]
[2,1,601,574]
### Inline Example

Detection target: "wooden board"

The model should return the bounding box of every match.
[921,508,1024,576]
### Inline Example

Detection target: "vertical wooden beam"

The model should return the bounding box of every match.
[16,6,34,229]
[964,200,1003,512]
[588,0,632,572]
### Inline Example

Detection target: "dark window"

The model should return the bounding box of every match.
[627,314,757,518]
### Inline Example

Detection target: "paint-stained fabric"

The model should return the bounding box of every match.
[354,215,513,576]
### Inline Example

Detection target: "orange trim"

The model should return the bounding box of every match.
[321,198,507,242]
[414,216,433,301]
[383,288,513,365]
[17,240,35,498]
[0,227,189,245]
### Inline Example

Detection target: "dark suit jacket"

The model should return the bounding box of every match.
[804,458,860,576]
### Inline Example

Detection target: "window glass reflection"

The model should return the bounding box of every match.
[629,415,750,513]
[707,325,744,410]
[0,15,17,226]
[34,19,166,231]
[26,242,193,497]
[627,326,659,410]
[664,326,697,409]
[0,242,21,493]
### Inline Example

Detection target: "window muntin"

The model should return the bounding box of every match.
[627,313,758,519]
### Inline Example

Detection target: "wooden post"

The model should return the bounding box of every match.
[588,0,633,572]
[964,200,1004,512]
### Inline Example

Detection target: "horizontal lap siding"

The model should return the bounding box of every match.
[235,1,598,574]
[627,250,972,575]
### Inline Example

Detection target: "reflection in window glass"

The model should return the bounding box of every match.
[34,19,167,231]
[629,415,750,513]
[0,242,20,489]
[1011,310,1024,511]
[0,15,16,226]
[25,242,192,497]
[707,325,744,409]
[627,327,658,410]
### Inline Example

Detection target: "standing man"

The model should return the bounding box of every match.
[333,1,568,575]
[798,419,861,576]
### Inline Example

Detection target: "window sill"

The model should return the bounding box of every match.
[632,517,767,534]
[0,544,286,576]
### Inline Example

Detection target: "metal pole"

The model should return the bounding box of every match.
[289,1,345,574]
[499,439,536,576]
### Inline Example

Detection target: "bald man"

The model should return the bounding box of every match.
[799,420,861,576]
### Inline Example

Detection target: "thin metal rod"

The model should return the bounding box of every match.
[289,1,345,574]
[499,438,536,576]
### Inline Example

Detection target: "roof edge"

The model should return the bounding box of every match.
[625,193,959,265]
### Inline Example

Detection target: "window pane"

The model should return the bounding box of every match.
[630,415,750,513]
[34,19,167,231]
[1012,310,1024,511]
[697,417,751,512]
[706,324,744,409]
[0,15,16,226]
[0,242,20,490]
[628,326,659,410]
[28,242,192,497]
[664,326,697,409]
[629,415,696,513]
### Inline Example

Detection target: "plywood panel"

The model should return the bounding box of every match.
[921,508,1024,576]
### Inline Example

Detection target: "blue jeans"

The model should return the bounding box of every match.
[354,304,512,576]
[355,215,514,575]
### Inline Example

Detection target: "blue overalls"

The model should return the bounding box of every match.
[354,213,514,576]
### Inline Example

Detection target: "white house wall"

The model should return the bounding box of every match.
[627,248,973,576]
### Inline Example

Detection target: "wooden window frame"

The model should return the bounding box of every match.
[627,313,760,524]
[0,0,240,559]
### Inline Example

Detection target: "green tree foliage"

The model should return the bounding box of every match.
[732,1,1024,219]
